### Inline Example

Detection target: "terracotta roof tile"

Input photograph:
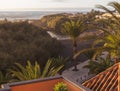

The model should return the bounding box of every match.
[82,63,120,91]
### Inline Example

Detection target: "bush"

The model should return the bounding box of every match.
[9,60,63,81]
[54,82,68,91]
[83,56,114,74]
[0,21,63,71]
[51,56,69,75]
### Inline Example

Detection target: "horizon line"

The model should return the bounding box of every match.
[0,7,96,11]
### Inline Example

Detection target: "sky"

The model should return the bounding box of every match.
[0,0,119,10]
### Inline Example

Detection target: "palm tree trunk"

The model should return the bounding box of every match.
[72,39,78,71]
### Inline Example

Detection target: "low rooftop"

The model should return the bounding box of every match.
[0,76,90,91]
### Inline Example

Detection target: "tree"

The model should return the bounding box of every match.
[83,50,96,60]
[0,22,63,70]
[84,56,113,74]
[51,56,69,75]
[96,2,120,25]
[75,2,120,63]
[62,19,87,71]
[94,34,120,63]
[0,71,12,87]
[95,2,120,63]
[10,60,63,81]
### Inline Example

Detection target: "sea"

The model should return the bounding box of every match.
[0,8,96,21]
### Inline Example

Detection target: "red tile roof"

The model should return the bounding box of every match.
[82,63,120,91]
[1,76,91,91]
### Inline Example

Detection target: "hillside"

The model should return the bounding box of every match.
[32,10,102,35]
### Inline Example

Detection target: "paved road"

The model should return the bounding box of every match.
[62,60,95,84]
[62,52,108,84]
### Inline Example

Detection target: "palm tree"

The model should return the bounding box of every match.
[83,50,96,60]
[0,71,12,87]
[62,19,87,70]
[95,34,120,63]
[10,60,63,81]
[95,2,120,63]
[51,56,68,75]
[84,56,113,74]
[96,2,120,25]
[75,2,120,63]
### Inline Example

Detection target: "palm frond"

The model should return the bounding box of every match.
[74,46,113,59]
[41,60,52,78]
[96,4,120,25]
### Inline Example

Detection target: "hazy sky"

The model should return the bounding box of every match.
[0,0,119,10]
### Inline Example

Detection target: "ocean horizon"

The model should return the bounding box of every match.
[0,8,97,21]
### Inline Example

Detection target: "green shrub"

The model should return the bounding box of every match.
[0,21,63,71]
[9,60,63,81]
[51,56,69,75]
[54,82,68,91]
[83,56,114,74]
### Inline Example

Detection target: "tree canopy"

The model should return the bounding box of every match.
[0,21,63,70]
